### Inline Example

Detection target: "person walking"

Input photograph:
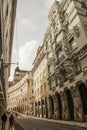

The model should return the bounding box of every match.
[1,113,7,130]
[9,114,14,130]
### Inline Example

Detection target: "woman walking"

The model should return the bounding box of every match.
[9,114,14,130]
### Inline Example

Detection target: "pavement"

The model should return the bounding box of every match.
[1,112,87,129]
[16,112,87,129]
[33,117,87,129]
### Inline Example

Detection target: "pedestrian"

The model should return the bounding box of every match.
[1,113,7,130]
[9,114,14,130]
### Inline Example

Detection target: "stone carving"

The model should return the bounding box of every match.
[73,25,80,38]
[63,45,70,56]
[55,69,64,86]
[84,22,87,31]
[70,86,83,121]
[60,91,69,120]
[63,59,74,81]
[70,86,79,98]
[74,97,83,121]
[83,66,87,75]
[84,80,87,87]
[55,41,62,52]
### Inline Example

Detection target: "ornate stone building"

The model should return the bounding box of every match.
[44,0,87,122]
[32,44,48,118]
[0,0,17,116]
[7,67,33,115]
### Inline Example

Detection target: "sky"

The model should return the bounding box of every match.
[9,0,61,81]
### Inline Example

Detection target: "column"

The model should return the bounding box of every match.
[60,91,69,120]
[40,100,43,117]
[54,93,61,119]
[52,95,59,119]
[70,86,84,122]
[47,96,52,119]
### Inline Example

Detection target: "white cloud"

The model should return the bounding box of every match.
[21,19,29,25]
[19,40,39,70]
[41,0,54,8]
[21,18,38,31]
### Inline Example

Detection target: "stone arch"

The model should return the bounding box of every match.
[50,95,54,115]
[45,97,48,118]
[49,95,54,118]
[38,101,40,117]
[35,102,37,117]
[55,92,62,119]
[78,83,87,115]
[65,89,74,120]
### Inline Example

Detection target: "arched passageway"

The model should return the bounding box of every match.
[79,83,87,115]
[41,99,44,117]
[38,101,40,117]
[66,89,74,120]
[45,97,48,118]
[56,93,62,119]
[50,96,54,115]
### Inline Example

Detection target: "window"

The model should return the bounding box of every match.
[37,88,39,95]
[40,86,42,93]
[44,83,47,92]
[69,39,77,50]
[81,1,87,9]
[71,42,76,50]
[48,65,51,74]
[58,52,65,62]
[43,69,46,77]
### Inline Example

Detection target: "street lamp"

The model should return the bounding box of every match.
[0,59,18,68]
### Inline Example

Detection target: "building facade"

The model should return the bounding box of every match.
[0,0,17,116]
[6,0,87,122]
[32,44,48,118]
[7,67,33,115]
[43,0,87,122]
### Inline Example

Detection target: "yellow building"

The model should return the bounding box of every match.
[0,0,17,116]
[7,67,33,115]
[32,44,48,117]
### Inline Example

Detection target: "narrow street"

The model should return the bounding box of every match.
[14,118,86,130]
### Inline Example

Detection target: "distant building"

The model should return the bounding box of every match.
[7,67,33,115]
[32,44,48,117]
[0,0,17,115]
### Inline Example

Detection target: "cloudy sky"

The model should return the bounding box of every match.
[9,0,61,80]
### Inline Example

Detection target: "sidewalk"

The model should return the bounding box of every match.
[13,112,87,129]
[33,117,87,129]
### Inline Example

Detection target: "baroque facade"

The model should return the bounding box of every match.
[32,44,48,118]
[0,0,17,116]
[33,0,87,122]
[6,0,87,122]
[7,67,33,115]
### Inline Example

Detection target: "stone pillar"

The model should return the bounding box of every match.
[43,99,46,118]
[52,95,59,119]
[38,101,40,117]
[34,102,37,117]
[40,99,43,117]
[60,91,70,120]
[70,86,84,122]
[47,96,52,119]
[55,93,62,119]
